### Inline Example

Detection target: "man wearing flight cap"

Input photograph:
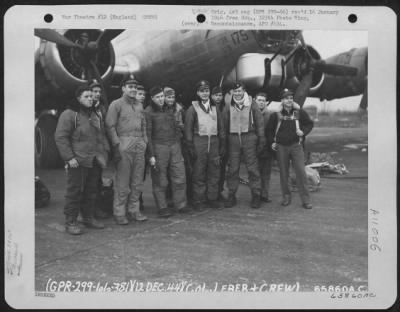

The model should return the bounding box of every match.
[145,86,188,217]
[164,86,194,205]
[106,74,148,225]
[184,80,226,210]
[163,86,187,205]
[222,81,265,209]
[164,86,185,139]
[266,88,314,209]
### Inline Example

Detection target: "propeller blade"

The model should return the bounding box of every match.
[96,29,125,46]
[34,29,82,48]
[314,61,358,76]
[297,32,314,59]
[294,72,313,108]
[297,32,358,77]
[90,60,109,107]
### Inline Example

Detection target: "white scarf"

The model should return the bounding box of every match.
[233,92,251,109]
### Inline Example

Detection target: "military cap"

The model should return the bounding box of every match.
[232,81,245,90]
[136,85,145,91]
[280,88,294,99]
[164,87,175,96]
[89,79,101,89]
[196,80,210,91]
[120,74,138,87]
[211,86,223,95]
[150,86,164,97]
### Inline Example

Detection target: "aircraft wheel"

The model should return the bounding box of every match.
[35,116,63,168]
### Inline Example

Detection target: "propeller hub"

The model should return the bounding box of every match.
[57,30,114,81]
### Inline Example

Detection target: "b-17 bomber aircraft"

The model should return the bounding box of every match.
[34,29,367,168]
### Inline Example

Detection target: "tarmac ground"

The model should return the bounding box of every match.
[35,126,368,296]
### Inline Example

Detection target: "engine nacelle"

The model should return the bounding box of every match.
[36,29,115,97]
[222,53,286,95]
[34,29,116,168]
[220,48,325,101]
[313,47,368,101]
[284,45,325,95]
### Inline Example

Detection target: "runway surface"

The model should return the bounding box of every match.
[35,126,368,296]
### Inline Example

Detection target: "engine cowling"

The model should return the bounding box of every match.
[221,47,325,101]
[284,45,325,95]
[35,29,116,168]
[37,29,115,97]
[221,53,286,98]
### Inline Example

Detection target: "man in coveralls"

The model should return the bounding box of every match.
[55,86,110,235]
[145,86,189,217]
[266,88,314,209]
[184,80,226,211]
[164,87,195,207]
[106,75,148,225]
[211,86,227,202]
[222,81,266,209]
[163,86,186,207]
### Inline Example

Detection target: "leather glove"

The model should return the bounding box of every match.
[257,137,267,157]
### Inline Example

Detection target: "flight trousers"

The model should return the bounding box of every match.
[218,153,228,195]
[259,153,273,199]
[276,142,311,205]
[226,132,261,195]
[113,136,147,217]
[151,142,187,211]
[192,135,221,204]
[181,139,193,203]
[64,159,101,223]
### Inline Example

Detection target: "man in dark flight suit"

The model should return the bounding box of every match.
[184,81,226,211]
[266,88,314,209]
[222,81,265,209]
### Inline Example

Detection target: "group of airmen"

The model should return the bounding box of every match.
[54,75,314,235]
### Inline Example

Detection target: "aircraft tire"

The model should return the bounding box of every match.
[35,116,63,168]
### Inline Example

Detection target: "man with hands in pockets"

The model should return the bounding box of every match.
[105,75,148,225]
